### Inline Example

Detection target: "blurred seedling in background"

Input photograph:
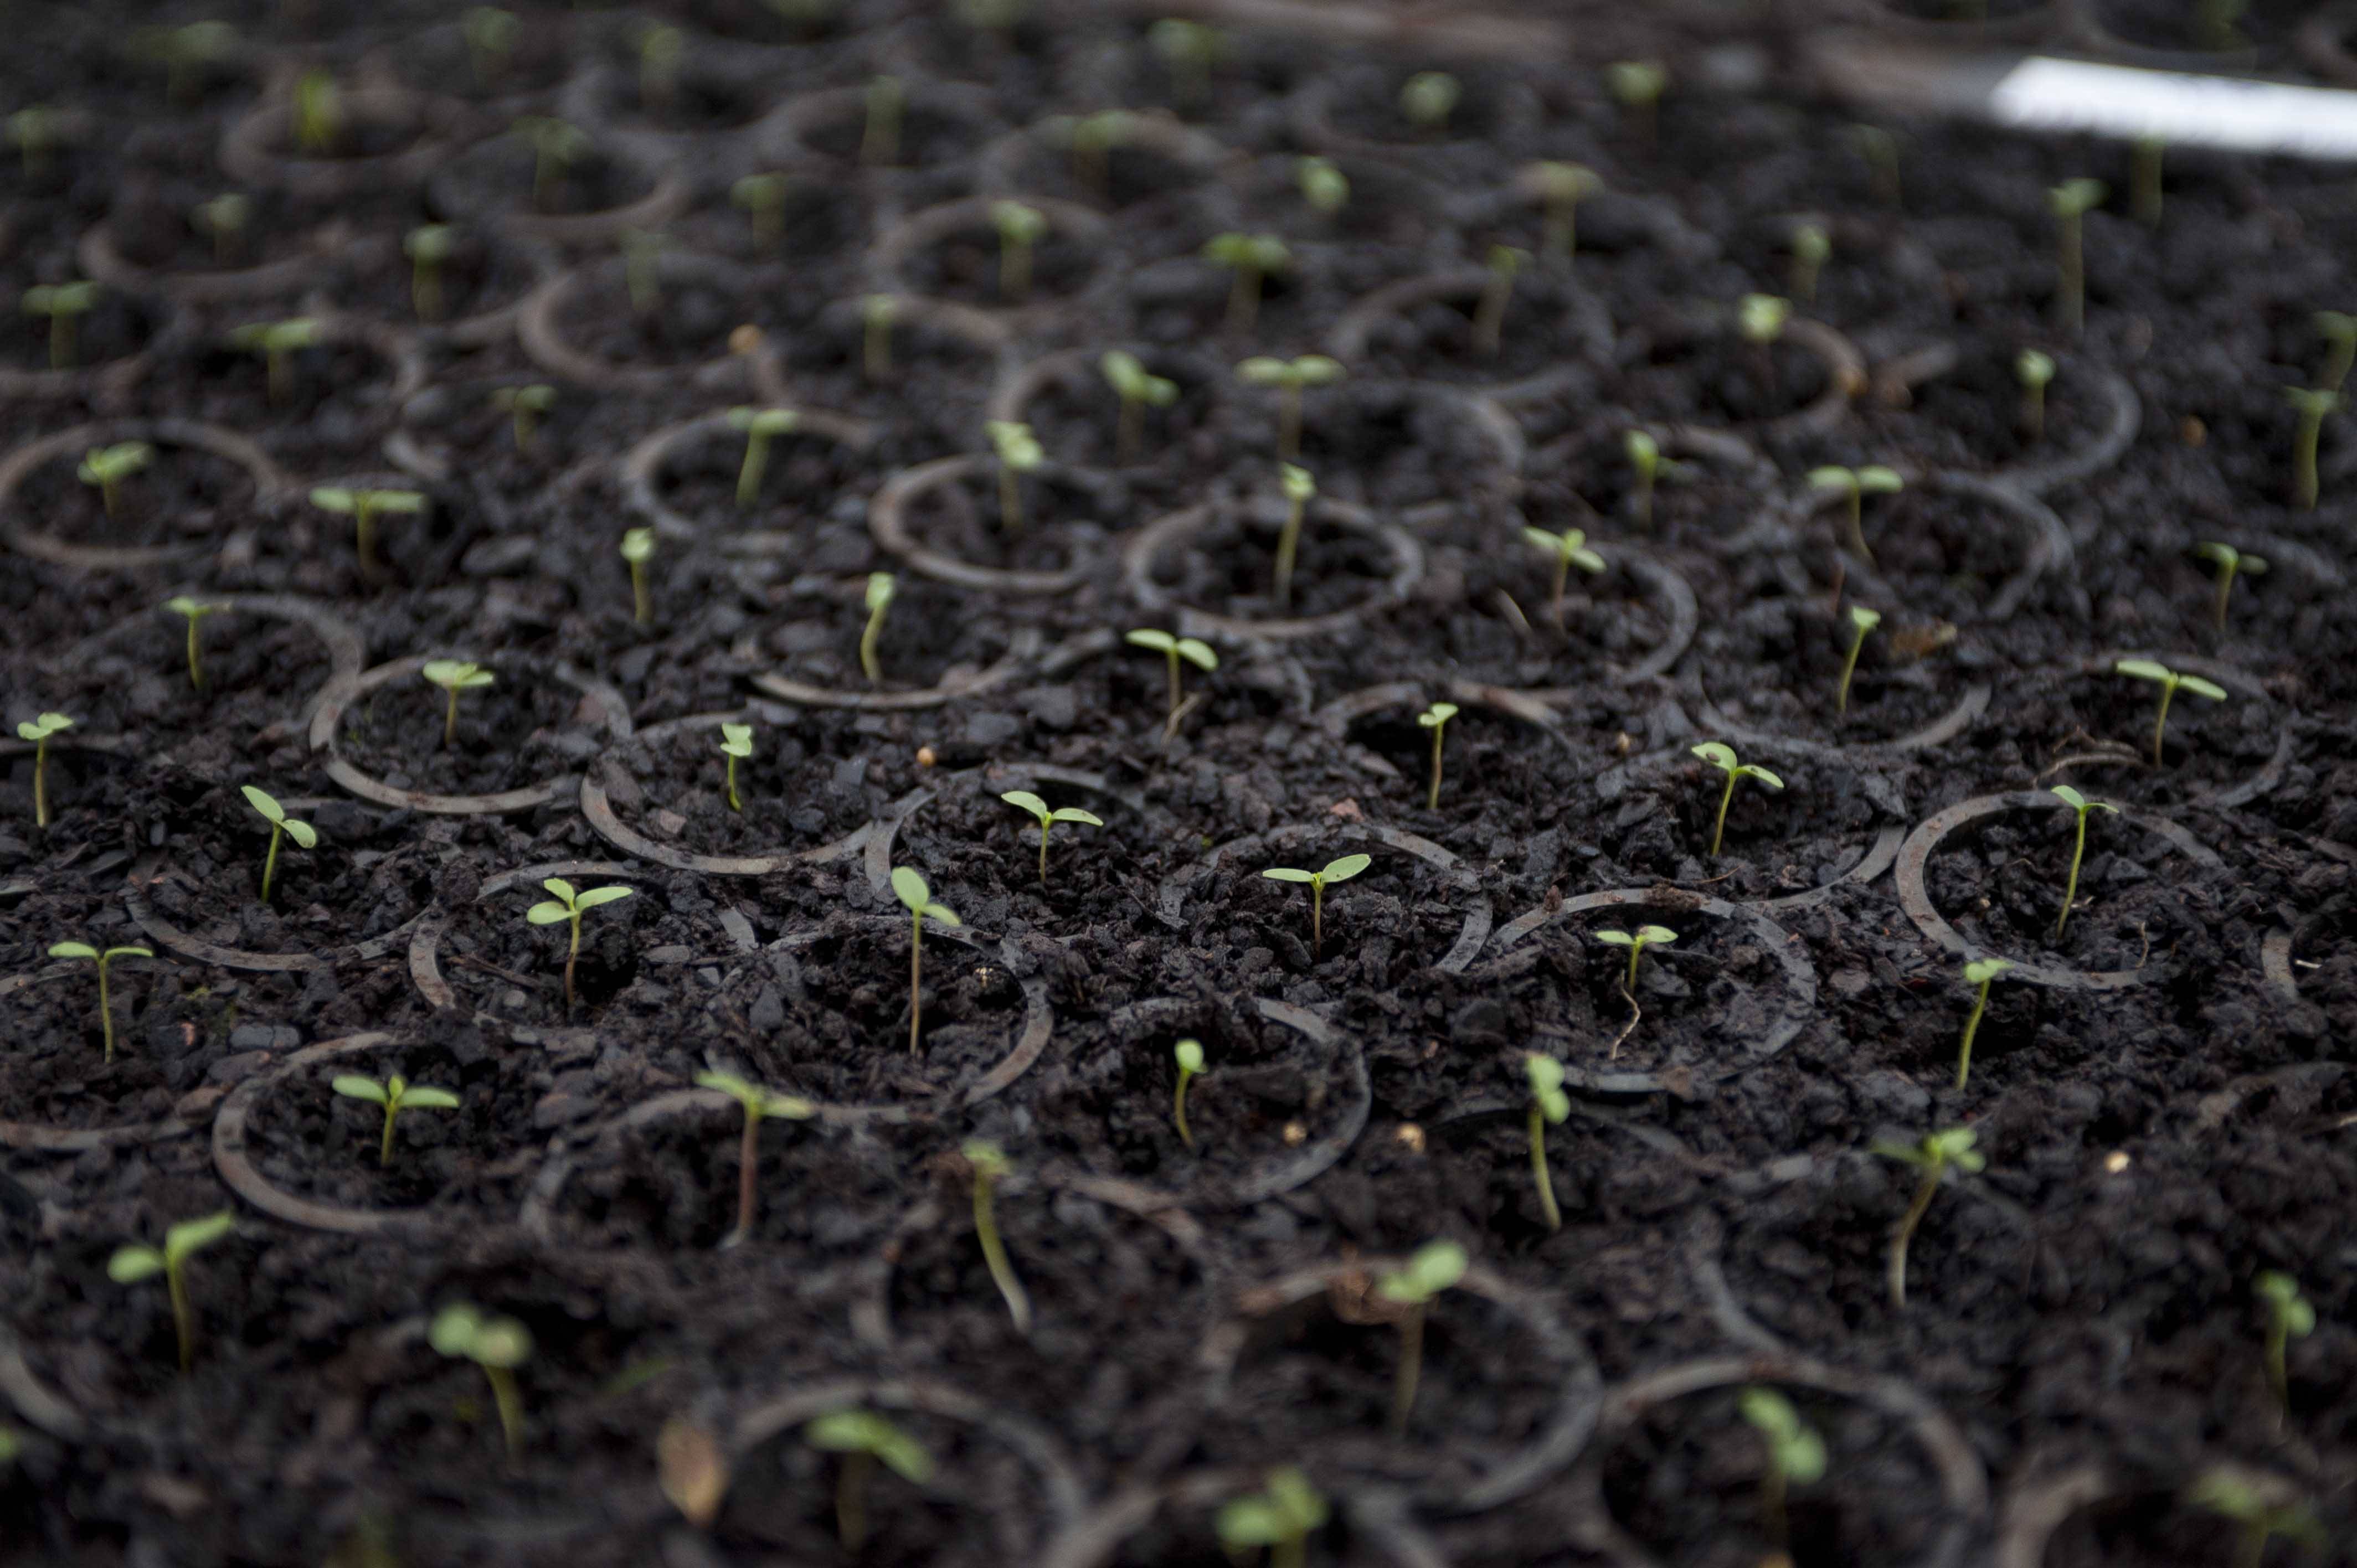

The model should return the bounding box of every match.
[1000,790,1101,883]
[1066,109,1135,200]
[1297,154,1349,216]
[311,485,424,585]
[1172,1037,1205,1148]
[1738,1388,1825,1549]
[2130,135,2166,226]
[462,6,519,90]
[1470,244,1529,359]
[1523,524,1603,624]
[429,1304,532,1459]
[137,20,239,107]
[1607,59,1668,153]
[862,293,898,381]
[108,1211,233,1373]
[620,527,655,626]
[1953,956,2013,1089]
[2186,1467,2323,1566]
[862,74,904,167]
[960,1139,1030,1331]
[229,316,321,405]
[2049,786,2117,939]
[1516,161,1601,262]
[2015,349,2055,442]
[2283,385,2340,510]
[1204,233,1290,338]
[805,1409,934,1551]
[1217,1468,1327,1568]
[23,281,97,371]
[2255,1272,2314,1428]
[1261,853,1370,959]
[332,1072,459,1167]
[692,1070,812,1246]
[725,405,799,508]
[986,419,1043,534]
[1238,354,1343,461]
[1691,741,1783,857]
[1874,1127,1983,1308]
[421,659,493,750]
[731,172,789,244]
[2313,310,2356,393]
[1100,350,1175,466]
[637,24,682,116]
[47,937,149,1061]
[492,383,554,453]
[1788,220,1830,303]
[1525,1053,1568,1231]
[17,712,73,828]
[990,199,1046,303]
[2112,658,2225,767]
[1626,429,1663,526]
[78,441,151,519]
[718,723,752,812]
[1595,923,1676,1055]
[891,866,959,1054]
[1125,628,1217,737]
[1376,1240,1467,1436]
[291,69,341,154]
[525,876,632,1013]
[1738,292,1790,396]
[2194,542,2266,632]
[2047,178,2104,338]
[193,192,251,265]
[1808,463,1902,566]
[1399,70,1459,133]
[1418,701,1458,810]
[1835,606,1880,717]
[164,597,224,690]
[404,224,455,322]
[861,572,896,685]
[6,105,66,177]
[1850,123,1901,207]
[621,227,666,314]
[1273,462,1314,609]
[240,785,316,904]
[1149,17,1223,107]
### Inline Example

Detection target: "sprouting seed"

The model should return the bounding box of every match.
[2254,1271,2315,1427]
[1788,220,1830,303]
[1399,70,1460,131]
[76,442,152,519]
[860,572,895,686]
[1172,1038,1205,1149]
[999,790,1102,884]
[890,866,959,1054]
[1626,430,1662,525]
[1100,350,1176,467]
[620,226,667,315]
[1872,1127,1984,1308]
[861,73,903,167]
[1522,524,1603,623]
[2193,541,2265,632]
[107,1211,233,1373]
[862,293,898,382]
[692,1070,812,1246]
[164,597,224,691]
[523,876,634,1013]
[620,527,655,626]
[1376,1240,1467,1436]
[1125,628,1217,737]
[192,193,251,266]
[724,405,799,509]
[804,1409,934,1551]
[1470,244,1530,359]
[22,281,97,372]
[1595,924,1677,998]
[492,383,555,453]
[228,316,321,405]
[239,785,317,904]
[403,223,455,322]
[2283,385,2340,511]
[986,419,1043,534]
[47,938,151,1062]
[1524,1053,1568,1232]
[1807,465,1902,566]
[989,199,1047,304]
[1691,741,1784,858]
[961,1139,1029,1332]
[421,659,495,749]
[331,1072,459,1167]
[1260,853,1371,959]
[1237,354,1344,461]
[2186,1468,2325,1568]
[2047,178,2106,338]
[732,172,789,245]
[1835,605,1881,717]
[2112,658,2227,767]
[1273,462,1314,610]
[1296,155,1348,216]
[16,711,73,828]
[2049,786,2118,940]
[428,1304,532,1459]
[462,6,519,90]
[1203,234,1290,339]
[2313,309,2356,394]
[1417,702,1458,811]
[717,722,752,813]
[1738,1388,1826,1549]
[1217,1468,1328,1568]
[2016,349,2056,442]
[310,486,425,584]
[1954,956,2013,1089]
[1515,161,1601,262]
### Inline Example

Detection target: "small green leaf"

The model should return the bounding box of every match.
[865,572,896,613]
[48,941,98,960]
[1322,853,1372,883]
[1175,637,1218,672]
[1856,466,1903,492]
[1964,957,2013,986]
[922,902,960,926]
[1175,1038,1205,1072]
[1691,741,1736,770]
[1849,606,1882,633]
[107,1246,167,1284]
[2178,675,2229,702]
[1594,931,1636,948]
[1740,764,1786,790]
[1049,808,1103,826]
[719,722,753,757]
[1000,790,1049,820]
[572,885,634,910]
[401,1086,460,1111]
[240,784,285,824]
[1262,867,1315,883]
[890,866,930,912]
[525,901,570,925]
[162,1210,234,1263]
[282,815,317,848]
[1124,628,1175,654]
[2112,657,2174,684]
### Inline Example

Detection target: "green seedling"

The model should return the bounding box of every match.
[1516,161,1602,262]
[513,116,588,213]
[403,224,455,322]
[1789,220,1831,303]
[2130,135,2165,227]
[311,486,424,584]
[1217,1468,1328,1568]
[693,1070,812,1246]
[1000,790,1102,884]
[193,193,251,266]
[718,722,752,813]
[429,1304,532,1459]
[1738,1388,1825,1549]
[22,281,97,372]
[107,1211,233,1373]
[1835,605,1881,717]
[961,1139,1029,1332]
[891,866,959,1054]
[1068,109,1135,200]
[138,20,239,107]
[1738,291,1789,348]
[1525,1053,1568,1232]
[1172,1037,1204,1149]
[1692,741,1784,857]
[1953,956,2013,1088]
[229,316,321,406]
[1261,853,1371,960]
[526,876,633,1013]
[986,419,1043,534]
[2113,657,2227,767]
[2047,178,2105,337]
[860,572,895,685]
[1851,123,1901,207]
[1377,1240,1467,1436]
[1203,233,1290,339]
[2314,310,2356,393]
[725,405,799,509]
[1596,924,1677,998]
[1238,354,1343,461]
[1470,244,1530,359]
[17,711,73,828]
[292,70,341,154]
[1399,70,1459,132]
[462,6,519,90]
[422,659,493,749]
[332,1072,459,1167]
[1149,17,1223,107]
[1125,628,1217,737]
[2284,385,2340,510]
[1273,462,1315,609]
[1296,154,1349,217]
[805,1409,933,1552]
[1808,464,1902,566]
[1522,524,1604,622]
[1625,430,1661,526]
[0,1426,18,1463]
[164,597,223,690]
[731,172,789,245]
[620,527,655,626]
[240,785,316,904]
[2193,541,2265,632]
[1100,349,1176,467]
[620,227,666,316]
[2049,787,2117,940]
[1607,61,1669,142]
[492,383,554,453]
[78,441,152,519]
[862,293,898,381]
[47,939,150,1062]
[2255,1271,2315,1426]
[989,199,1047,303]
[1418,701,1458,810]
[862,74,903,167]
[1873,1126,1984,1308]
[6,105,64,178]
[2016,349,2056,442]
[2186,1468,2324,1568]
[637,24,682,116]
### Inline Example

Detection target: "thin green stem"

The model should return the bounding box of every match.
[1036,820,1051,883]
[725,754,741,813]
[1117,394,1142,466]
[2212,561,2235,632]
[1625,943,1642,996]
[1276,1533,1305,1568]
[97,954,117,1063]
[442,688,460,748]
[999,464,1023,535]
[33,736,50,828]
[1550,549,1570,621]
[1710,771,1736,857]
[973,1171,1031,1332]
[837,1449,873,1550]
[1530,1104,1560,1231]
[2056,811,2090,938]
[1471,272,1511,357]
[1175,1069,1195,1148]
[1162,648,1182,735]
[737,435,769,509]
[1890,1163,1941,1308]
[186,614,204,689]
[2057,214,2084,337]
[1761,1457,1788,1548]
[909,907,923,1053]
[733,1108,759,1245]
[563,915,580,1013]
[1273,497,1303,608]
[1427,725,1445,811]
[1278,385,1303,460]
[379,1102,397,1167]
[861,604,887,687]
[631,561,650,627]
[1836,623,1868,716]
[1310,878,1324,958]
[1226,264,1258,338]
[2150,681,2176,767]
[1958,979,1991,1090]
[168,1261,193,1373]
[261,822,283,904]
[485,1364,523,1459]
[1390,1304,1425,1438]
[2295,411,2322,510]
[1843,488,1872,564]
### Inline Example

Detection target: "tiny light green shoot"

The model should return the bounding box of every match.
[403,223,455,322]
[1149,17,1223,106]
[1261,853,1371,959]
[164,597,223,691]
[1521,525,1604,624]
[862,293,898,382]
[861,572,896,686]
[2193,541,2265,632]
[2016,349,2056,442]
[1000,790,1102,884]
[1954,956,2013,1089]
[1274,461,1315,609]
[1606,59,1668,143]
[1470,244,1530,359]
[2186,1468,2325,1568]
[891,866,959,1054]
[228,316,321,405]
[76,441,152,519]
[1172,1037,1205,1149]
[2047,178,2106,337]
[637,24,681,116]
[2254,1271,2315,1427]
[22,281,97,371]
[961,1139,1030,1332]
[1595,924,1677,998]
[462,6,519,90]
[620,226,666,315]
[1203,233,1290,339]
[47,938,151,1062]
[310,486,425,585]
[1100,349,1176,466]
[1808,465,1902,566]
[1626,430,1662,525]
[2313,310,2356,394]
[1691,741,1784,857]
[732,172,789,245]
[805,1409,934,1552]
[420,659,494,749]
[2113,658,2227,767]
[492,383,555,453]
[429,1303,532,1459]
[1789,220,1830,303]
[1125,628,1217,737]
[1525,1053,1568,1232]
[717,721,752,813]
[1417,701,1458,811]
[1237,354,1343,461]
[620,527,655,626]
[331,1072,460,1167]
[107,1210,233,1373]
[1738,1388,1826,1549]
[524,876,634,1013]
[1296,154,1348,216]
[1835,605,1881,717]
[1399,70,1459,132]
[193,192,251,265]
[1516,160,1601,262]
[986,419,1043,534]
[693,1070,812,1246]
[1872,1127,1984,1308]
[2049,786,2118,939]
[292,69,340,154]
[240,785,317,904]
[1377,1239,1467,1436]
[1217,1468,1328,1568]
[2283,385,2340,510]
[725,405,799,509]
[990,199,1047,303]
[17,711,73,828]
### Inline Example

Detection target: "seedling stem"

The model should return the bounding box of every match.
[1237,354,1341,461]
[421,659,493,749]
[2113,658,2227,767]
[805,1410,933,1550]
[1738,1388,1826,1549]
[107,1211,233,1373]
[693,1070,812,1246]
[1525,1054,1568,1231]
[429,1304,532,1459]
[2284,385,2340,510]
[962,1140,1030,1332]
[2016,349,2055,443]
[1470,245,1529,358]
[990,199,1046,303]
[523,876,634,1013]
[1000,790,1102,883]
[1808,465,1902,566]
[1260,853,1370,958]
[1124,629,1217,737]
[2048,179,2105,338]
[620,527,655,625]
[240,785,317,904]
[1100,349,1176,466]
[1955,956,2013,1088]
[1418,702,1458,809]
[2194,541,2265,632]
[718,723,752,812]
[1836,605,1881,717]
[986,420,1042,534]
[2049,786,2118,938]
[725,405,798,508]
[17,712,72,827]
[891,866,959,1053]
[78,441,151,518]
[861,573,895,686]
[164,597,222,690]
[1377,1240,1466,1436]
[47,940,151,1062]
[1874,1127,1984,1308]
[1692,741,1785,857]
[1274,462,1314,608]
[332,1072,459,1167]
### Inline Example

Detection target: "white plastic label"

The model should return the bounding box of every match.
[1990,56,2357,158]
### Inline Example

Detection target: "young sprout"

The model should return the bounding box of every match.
[46,938,150,1062]
[1068,110,1135,202]
[1237,354,1344,461]
[1789,220,1831,303]
[999,790,1102,884]
[1296,154,1349,217]
[2047,178,2106,338]
[421,659,494,749]
[1522,524,1604,623]
[1125,628,1218,737]
[164,597,223,690]
[2186,1469,2324,1568]
[310,486,425,584]
[1172,1037,1205,1149]
[22,281,97,372]
[637,24,682,116]
[107,1211,233,1373]
[332,1072,459,1167]
[805,1409,934,1552]
[292,69,341,154]
[1851,122,1901,207]
[193,192,251,266]
[6,105,64,177]
[2015,349,2056,442]
[16,711,73,828]
[1217,1468,1328,1568]
[989,199,1047,303]
[1417,702,1458,811]
[724,405,799,509]
[403,224,454,322]
[428,1304,532,1459]
[1100,349,1176,467]
[861,293,898,381]
[1149,17,1223,107]
[620,226,666,316]
[1272,462,1315,609]
[524,876,633,1013]
[1625,429,1661,526]
[960,1139,1029,1332]
[1738,291,1790,349]
[2314,310,2356,394]
[730,172,789,245]
[1377,1239,1467,1436]
[492,383,555,453]
[77,441,152,519]
[1872,1127,1984,1308]
[462,6,519,90]
[2193,541,2265,632]
[1595,924,1677,997]
[2048,785,2119,941]
[239,785,316,904]
[718,722,752,813]
[1835,605,1881,717]
[618,526,655,626]
[1399,70,1460,132]
[2130,134,2165,227]
[1738,1388,1826,1549]
[1260,853,1371,960]
[512,116,589,213]
[2113,657,2227,767]
[1691,741,1784,857]
[1952,955,2014,1089]
[1525,1052,1568,1232]
[140,20,239,107]
[1203,234,1291,339]
[860,572,895,686]
[1516,161,1602,263]
[1470,244,1530,359]
[2254,1271,2315,1426]
[861,74,904,167]
[2283,385,2340,510]
[1608,59,1668,149]
[1807,464,1902,566]
[692,1070,812,1246]
[891,866,959,1054]
[228,316,321,406]
[986,419,1043,534]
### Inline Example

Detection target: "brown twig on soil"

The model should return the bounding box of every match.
[449,953,551,993]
